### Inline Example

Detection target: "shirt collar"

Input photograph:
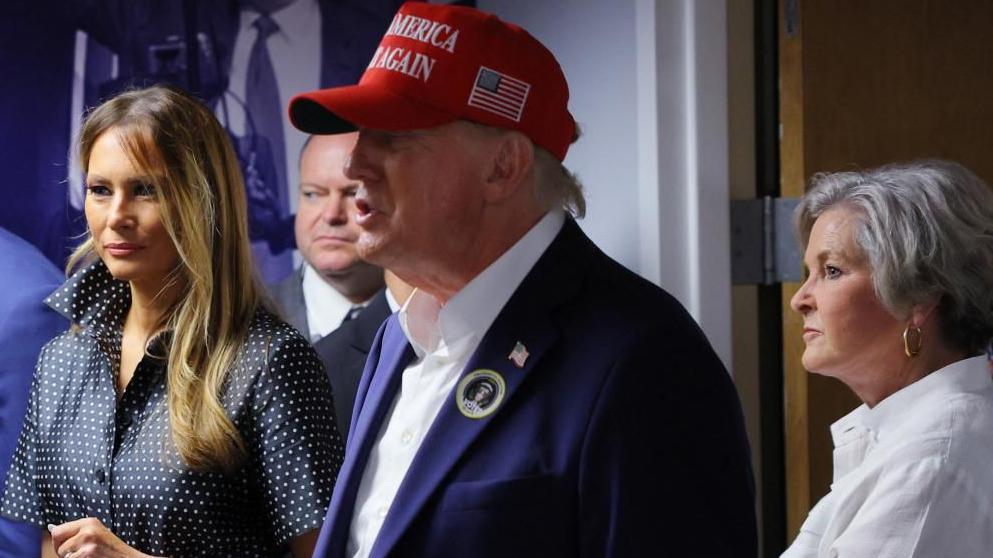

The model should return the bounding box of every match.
[45,258,131,341]
[833,356,992,445]
[301,263,364,340]
[399,210,565,357]
[385,288,401,313]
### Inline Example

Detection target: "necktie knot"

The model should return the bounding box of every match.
[253,13,279,39]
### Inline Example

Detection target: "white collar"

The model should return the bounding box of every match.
[832,355,993,446]
[385,288,401,314]
[399,210,566,357]
[301,263,367,340]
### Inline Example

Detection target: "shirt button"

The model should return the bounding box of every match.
[120,414,133,428]
[377,506,388,518]
[95,468,106,484]
[400,430,413,444]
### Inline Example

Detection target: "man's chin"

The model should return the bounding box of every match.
[312,256,362,277]
[356,233,389,261]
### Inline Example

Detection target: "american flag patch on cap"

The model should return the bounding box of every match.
[467,66,531,122]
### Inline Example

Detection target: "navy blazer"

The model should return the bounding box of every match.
[312,219,757,557]
[313,290,391,439]
[0,228,66,557]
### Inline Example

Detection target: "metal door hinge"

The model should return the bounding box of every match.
[731,197,802,285]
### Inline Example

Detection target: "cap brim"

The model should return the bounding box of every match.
[289,83,459,134]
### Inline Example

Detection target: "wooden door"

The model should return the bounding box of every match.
[778,0,993,541]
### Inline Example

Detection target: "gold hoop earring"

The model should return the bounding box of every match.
[903,325,923,358]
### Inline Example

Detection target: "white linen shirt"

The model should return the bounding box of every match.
[347,210,566,558]
[782,355,993,558]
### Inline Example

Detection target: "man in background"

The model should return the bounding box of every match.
[0,228,67,558]
[271,133,395,437]
[289,3,757,556]
[271,132,385,342]
[314,270,412,439]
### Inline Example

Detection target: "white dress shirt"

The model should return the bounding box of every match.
[782,355,993,558]
[347,210,566,558]
[221,0,321,214]
[301,264,368,342]
[384,288,402,314]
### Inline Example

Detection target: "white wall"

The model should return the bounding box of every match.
[477,0,733,370]
[477,0,641,273]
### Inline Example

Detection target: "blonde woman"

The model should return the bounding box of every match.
[0,86,343,558]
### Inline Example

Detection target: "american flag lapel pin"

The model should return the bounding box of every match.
[508,341,529,368]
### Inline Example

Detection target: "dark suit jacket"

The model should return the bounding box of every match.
[0,228,67,558]
[313,290,391,441]
[312,219,757,558]
[269,266,309,338]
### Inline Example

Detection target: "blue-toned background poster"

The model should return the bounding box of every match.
[0,0,419,283]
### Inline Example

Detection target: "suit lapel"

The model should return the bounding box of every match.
[370,219,592,558]
[318,315,416,557]
[349,290,392,353]
[345,316,415,464]
[341,291,394,439]
[286,266,310,337]
[334,290,392,384]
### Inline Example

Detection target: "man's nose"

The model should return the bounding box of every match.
[322,193,348,226]
[344,131,381,183]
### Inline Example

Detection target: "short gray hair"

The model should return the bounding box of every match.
[533,146,586,218]
[796,160,993,354]
[463,120,586,218]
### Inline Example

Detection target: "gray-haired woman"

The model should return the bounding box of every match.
[782,160,993,557]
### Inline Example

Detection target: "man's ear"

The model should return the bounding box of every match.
[482,131,534,204]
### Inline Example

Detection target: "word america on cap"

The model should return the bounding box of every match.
[366,12,461,83]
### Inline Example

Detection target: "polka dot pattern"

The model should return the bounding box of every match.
[0,260,343,556]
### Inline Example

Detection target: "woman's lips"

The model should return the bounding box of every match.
[104,242,144,257]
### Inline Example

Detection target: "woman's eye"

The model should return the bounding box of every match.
[824,265,842,279]
[86,185,111,197]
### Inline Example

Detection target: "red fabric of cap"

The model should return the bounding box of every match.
[289,1,576,160]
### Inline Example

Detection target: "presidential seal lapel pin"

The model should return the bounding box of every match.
[455,369,506,419]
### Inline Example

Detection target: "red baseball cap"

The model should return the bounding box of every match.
[288,2,577,161]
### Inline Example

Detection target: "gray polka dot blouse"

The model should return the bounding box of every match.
[0,260,344,556]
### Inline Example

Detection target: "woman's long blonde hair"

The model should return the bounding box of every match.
[71,85,267,473]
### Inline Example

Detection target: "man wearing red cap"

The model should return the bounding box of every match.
[290,3,756,557]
